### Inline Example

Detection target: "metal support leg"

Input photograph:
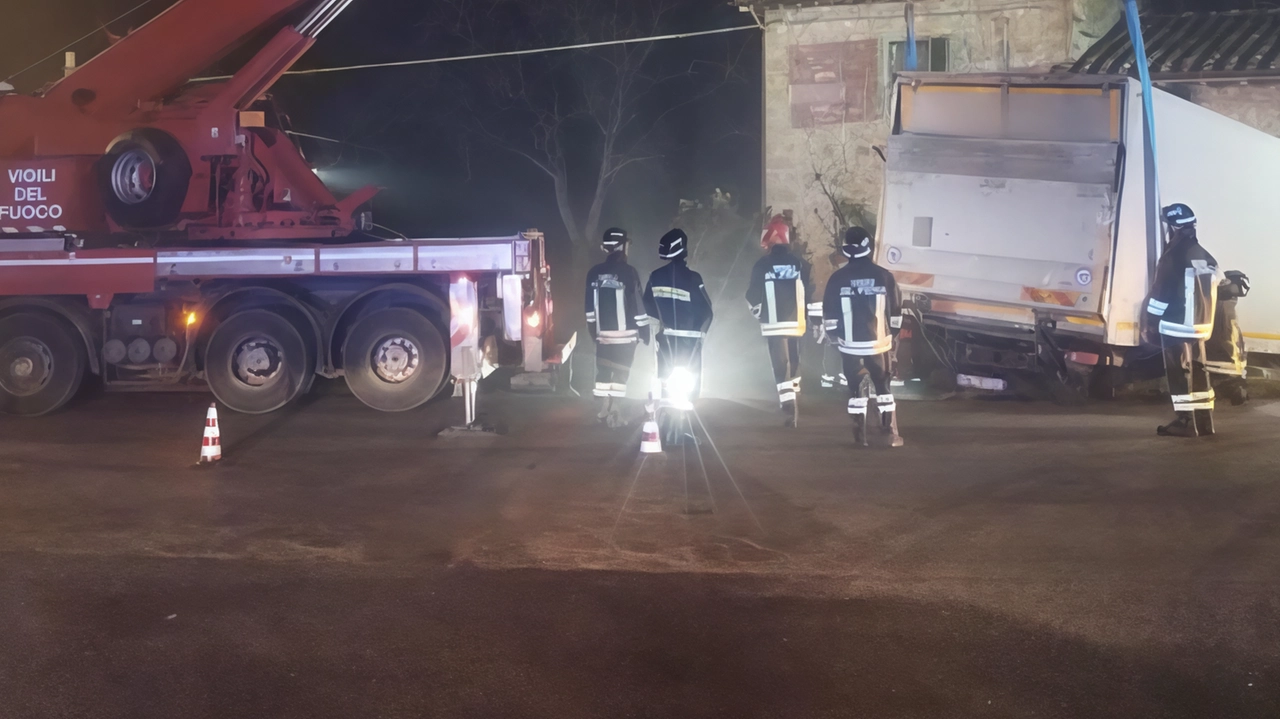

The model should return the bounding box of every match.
[463,379,478,427]
[438,274,497,437]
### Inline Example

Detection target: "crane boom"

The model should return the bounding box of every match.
[214,0,359,113]
[43,0,313,118]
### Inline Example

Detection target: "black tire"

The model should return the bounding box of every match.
[0,313,86,416]
[206,310,310,414]
[1088,365,1118,401]
[343,308,447,412]
[97,128,192,229]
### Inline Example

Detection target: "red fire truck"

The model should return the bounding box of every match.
[0,0,566,416]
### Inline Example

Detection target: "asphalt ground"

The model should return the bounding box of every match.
[1,383,1278,719]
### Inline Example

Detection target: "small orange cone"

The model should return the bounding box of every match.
[199,403,222,465]
[640,399,662,454]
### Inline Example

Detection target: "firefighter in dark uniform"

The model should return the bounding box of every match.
[747,216,813,427]
[822,227,903,447]
[1143,203,1220,437]
[643,228,714,411]
[585,227,648,428]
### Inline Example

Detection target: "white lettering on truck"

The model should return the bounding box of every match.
[3,167,63,224]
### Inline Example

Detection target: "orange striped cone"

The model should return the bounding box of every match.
[199,403,222,464]
[640,400,662,454]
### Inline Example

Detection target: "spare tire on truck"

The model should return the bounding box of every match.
[0,312,87,416]
[97,128,192,229]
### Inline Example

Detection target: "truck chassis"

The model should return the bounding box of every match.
[0,231,558,416]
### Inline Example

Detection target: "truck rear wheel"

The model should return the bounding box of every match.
[206,310,310,414]
[343,308,447,412]
[0,313,86,416]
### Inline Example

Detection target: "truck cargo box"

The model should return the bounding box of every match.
[880,73,1280,386]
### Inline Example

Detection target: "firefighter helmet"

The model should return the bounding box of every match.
[842,226,873,259]
[602,227,628,251]
[658,229,688,260]
[1161,203,1196,227]
[760,215,790,250]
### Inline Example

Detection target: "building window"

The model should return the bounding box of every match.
[888,37,950,74]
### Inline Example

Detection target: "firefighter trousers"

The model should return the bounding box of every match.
[767,335,802,406]
[1162,336,1213,413]
[594,342,637,398]
[841,353,892,418]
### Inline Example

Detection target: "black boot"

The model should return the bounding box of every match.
[606,403,626,429]
[1157,412,1199,437]
[876,411,905,448]
[782,400,798,428]
[1194,409,1215,436]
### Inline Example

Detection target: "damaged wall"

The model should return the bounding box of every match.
[760,0,1095,280]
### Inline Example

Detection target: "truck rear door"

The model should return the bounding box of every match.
[881,80,1124,325]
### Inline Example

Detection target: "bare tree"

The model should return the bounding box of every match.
[425,0,745,272]
[804,126,880,269]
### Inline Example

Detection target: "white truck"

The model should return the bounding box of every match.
[878,72,1279,397]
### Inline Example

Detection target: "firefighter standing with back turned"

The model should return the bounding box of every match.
[1143,203,1221,437]
[747,216,813,427]
[585,227,649,428]
[643,229,714,415]
[823,227,904,447]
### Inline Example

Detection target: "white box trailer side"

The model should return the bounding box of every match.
[1147,89,1280,357]
[881,73,1280,390]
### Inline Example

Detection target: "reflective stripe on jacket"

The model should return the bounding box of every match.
[821,258,901,356]
[746,245,813,337]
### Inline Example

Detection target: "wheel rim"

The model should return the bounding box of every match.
[372,336,420,384]
[0,337,54,397]
[111,149,156,205]
[231,336,284,388]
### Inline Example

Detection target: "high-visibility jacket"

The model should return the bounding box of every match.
[643,259,714,339]
[746,245,813,337]
[585,252,648,344]
[822,258,901,356]
[1144,235,1219,340]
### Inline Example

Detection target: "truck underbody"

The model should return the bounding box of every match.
[0,232,561,416]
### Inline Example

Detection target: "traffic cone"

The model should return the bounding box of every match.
[199,403,222,465]
[640,400,662,454]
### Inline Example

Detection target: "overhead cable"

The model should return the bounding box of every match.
[195,23,759,81]
[3,0,165,83]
